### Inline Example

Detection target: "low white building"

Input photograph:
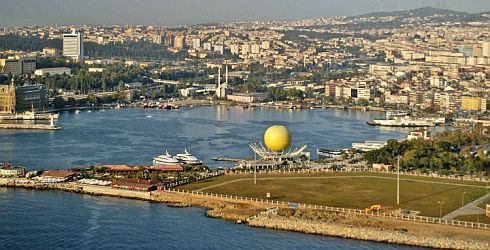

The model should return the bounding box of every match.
[34,67,72,76]
[180,87,197,97]
[0,166,26,177]
[88,68,105,73]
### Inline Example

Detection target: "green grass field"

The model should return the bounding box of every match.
[182,172,490,218]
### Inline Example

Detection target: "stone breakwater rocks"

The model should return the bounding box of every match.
[248,214,489,250]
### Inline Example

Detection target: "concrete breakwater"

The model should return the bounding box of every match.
[248,214,489,250]
[0,123,60,130]
[2,180,489,249]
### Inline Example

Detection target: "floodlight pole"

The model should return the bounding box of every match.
[254,146,257,185]
[437,201,445,218]
[461,191,466,207]
[397,155,400,205]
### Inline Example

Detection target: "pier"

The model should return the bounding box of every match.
[212,157,243,162]
[0,123,61,130]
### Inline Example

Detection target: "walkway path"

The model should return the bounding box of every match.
[443,193,490,220]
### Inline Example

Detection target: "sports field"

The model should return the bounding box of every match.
[182,172,490,218]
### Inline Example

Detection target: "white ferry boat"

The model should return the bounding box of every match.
[352,141,387,152]
[367,116,445,127]
[385,110,409,119]
[176,149,202,164]
[153,150,180,165]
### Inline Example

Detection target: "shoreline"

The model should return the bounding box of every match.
[1,179,489,249]
[44,100,387,113]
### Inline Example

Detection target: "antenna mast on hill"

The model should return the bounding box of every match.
[378,0,384,12]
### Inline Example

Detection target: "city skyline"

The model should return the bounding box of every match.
[0,0,489,27]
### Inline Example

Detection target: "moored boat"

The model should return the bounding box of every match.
[153,150,180,165]
[175,149,202,164]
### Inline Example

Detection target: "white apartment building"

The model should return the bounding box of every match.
[63,30,84,61]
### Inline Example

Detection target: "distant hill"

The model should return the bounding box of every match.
[349,7,487,21]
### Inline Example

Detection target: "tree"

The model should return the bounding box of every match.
[52,96,66,109]
[67,97,77,107]
[151,90,158,100]
[101,77,108,92]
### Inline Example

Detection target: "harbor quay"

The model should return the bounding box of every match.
[1,177,489,249]
[0,123,61,130]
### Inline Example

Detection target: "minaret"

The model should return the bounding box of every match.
[216,65,222,98]
[218,66,221,88]
[225,64,228,85]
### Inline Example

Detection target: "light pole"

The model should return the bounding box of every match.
[397,155,400,205]
[437,201,445,218]
[461,192,466,207]
[254,151,257,185]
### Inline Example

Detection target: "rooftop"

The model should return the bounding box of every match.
[41,170,77,179]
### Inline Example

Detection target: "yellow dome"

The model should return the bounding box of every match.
[264,125,291,152]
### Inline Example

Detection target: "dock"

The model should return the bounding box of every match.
[0,124,61,130]
[212,157,243,162]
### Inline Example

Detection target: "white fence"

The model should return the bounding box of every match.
[164,172,223,188]
[165,188,490,231]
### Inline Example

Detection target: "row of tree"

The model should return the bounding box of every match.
[363,126,490,176]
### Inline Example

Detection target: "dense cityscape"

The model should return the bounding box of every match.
[1,3,490,250]
[0,7,488,115]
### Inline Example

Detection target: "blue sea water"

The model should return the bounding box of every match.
[0,189,420,249]
[0,106,419,249]
[0,106,406,170]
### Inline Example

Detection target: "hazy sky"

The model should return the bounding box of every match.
[0,0,489,27]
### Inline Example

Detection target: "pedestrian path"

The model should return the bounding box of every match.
[443,192,490,220]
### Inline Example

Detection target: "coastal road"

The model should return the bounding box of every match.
[196,175,490,192]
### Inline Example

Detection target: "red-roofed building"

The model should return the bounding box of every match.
[112,178,162,191]
[37,170,77,182]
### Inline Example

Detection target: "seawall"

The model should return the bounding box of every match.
[248,214,489,249]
